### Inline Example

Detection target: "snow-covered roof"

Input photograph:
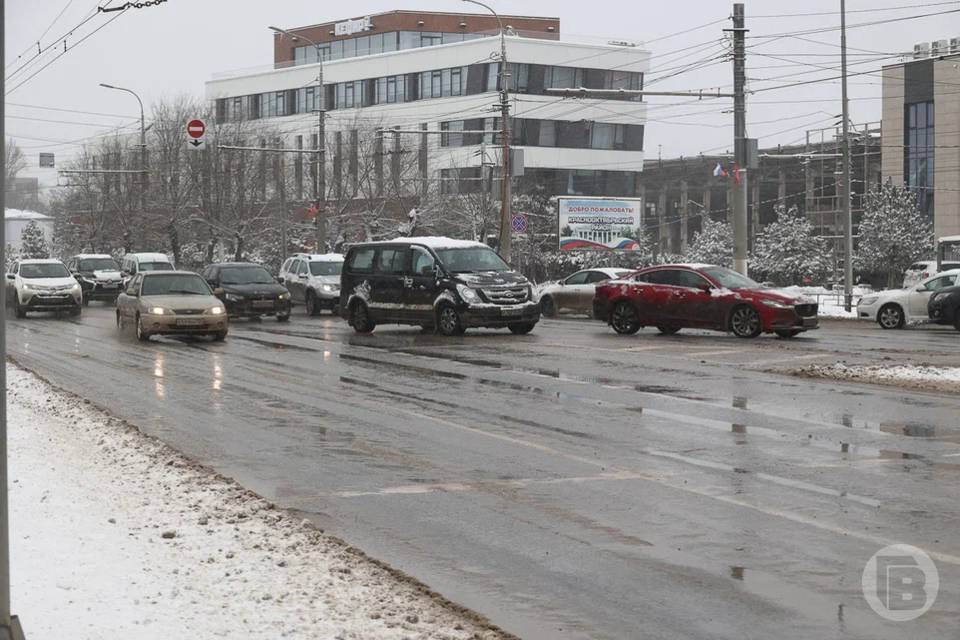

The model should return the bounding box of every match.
[74,253,114,260]
[595,267,635,276]
[294,253,344,262]
[939,235,960,243]
[383,236,488,250]
[18,258,64,265]
[4,208,52,221]
[125,252,171,261]
[646,263,715,270]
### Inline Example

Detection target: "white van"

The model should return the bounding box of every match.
[120,252,175,282]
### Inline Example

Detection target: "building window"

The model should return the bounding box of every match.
[905,101,934,219]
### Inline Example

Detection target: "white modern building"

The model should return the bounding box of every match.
[205,10,649,207]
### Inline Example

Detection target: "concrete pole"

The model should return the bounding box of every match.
[680,180,689,254]
[840,0,854,310]
[731,3,749,275]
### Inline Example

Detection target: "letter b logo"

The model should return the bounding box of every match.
[863,544,939,621]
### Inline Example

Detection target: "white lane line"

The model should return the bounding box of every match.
[725,353,831,367]
[332,470,650,498]
[396,407,960,567]
[683,349,742,358]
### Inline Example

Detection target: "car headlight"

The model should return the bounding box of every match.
[456,283,482,304]
[209,306,225,315]
[21,285,34,294]
[527,284,536,302]
[278,292,291,300]
[71,282,82,292]
[859,295,879,306]
[761,299,792,310]
[148,306,170,315]
[224,293,242,302]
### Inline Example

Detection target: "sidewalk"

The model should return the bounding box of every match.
[6,364,508,640]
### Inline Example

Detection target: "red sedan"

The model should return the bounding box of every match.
[593,264,819,338]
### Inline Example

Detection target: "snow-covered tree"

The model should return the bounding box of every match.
[19,221,50,259]
[685,218,733,267]
[751,205,832,285]
[856,180,934,289]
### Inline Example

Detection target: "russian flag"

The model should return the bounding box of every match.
[712,162,728,178]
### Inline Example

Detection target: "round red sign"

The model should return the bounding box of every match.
[186,119,205,139]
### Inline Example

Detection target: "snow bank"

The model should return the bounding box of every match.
[7,364,507,640]
[776,285,875,320]
[794,362,960,393]
[384,236,488,250]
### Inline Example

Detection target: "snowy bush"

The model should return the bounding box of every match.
[856,180,933,289]
[686,218,733,267]
[752,205,832,285]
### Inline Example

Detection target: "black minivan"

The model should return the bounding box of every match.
[340,237,540,335]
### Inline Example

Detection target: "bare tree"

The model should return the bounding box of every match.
[4,137,27,184]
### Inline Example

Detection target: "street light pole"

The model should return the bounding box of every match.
[462,0,512,262]
[270,26,326,252]
[839,0,854,311]
[99,84,146,213]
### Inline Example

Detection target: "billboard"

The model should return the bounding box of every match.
[557,197,644,251]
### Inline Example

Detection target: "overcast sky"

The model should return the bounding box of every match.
[5,0,956,189]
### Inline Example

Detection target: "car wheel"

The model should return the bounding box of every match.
[953,312,960,332]
[305,291,320,316]
[877,303,904,330]
[508,322,536,335]
[610,301,641,335]
[730,305,762,338]
[277,312,291,323]
[540,295,557,318]
[212,330,228,342]
[657,325,681,335]
[350,302,376,334]
[13,297,26,319]
[135,314,151,342]
[775,329,803,339]
[437,303,465,337]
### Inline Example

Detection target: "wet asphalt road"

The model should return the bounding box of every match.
[7,307,960,640]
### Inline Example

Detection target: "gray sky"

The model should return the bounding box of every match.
[5,0,956,189]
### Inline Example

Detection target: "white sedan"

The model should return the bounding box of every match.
[857,269,960,329]
[538,268,633,317]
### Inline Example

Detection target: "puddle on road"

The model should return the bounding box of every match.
[839,413,960,444]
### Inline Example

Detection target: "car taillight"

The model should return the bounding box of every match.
[922,272,929,279]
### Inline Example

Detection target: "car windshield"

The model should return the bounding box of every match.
[703,266,760,289]
[141,274,211,296]
[220,266,274,285]
[19,263,70,278]
[435,247,509,273]
[140,261,173,272]
[78,258,118,271]
[310,261,342,276]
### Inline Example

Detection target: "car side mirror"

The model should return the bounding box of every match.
[213,287,225,296]
[698,284,713,293]
[916,286,926,292]
[276,276,284,284]
[5,274,15,281]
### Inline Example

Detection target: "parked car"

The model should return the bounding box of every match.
[279,253,344,315]
[6,259,83,318]
[201,262,291,322]
[928,281,960,331]
[66,253,123,305]
[593,264,819,339]
[116,271,227,341]
[903,260,960,288]
[857,269,960,329]
[539,268,633,317]
[340,237,540,336]
[119,252,175,285]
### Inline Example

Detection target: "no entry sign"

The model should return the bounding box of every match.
[187,119,206,139]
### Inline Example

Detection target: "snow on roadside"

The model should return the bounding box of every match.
[776,286,875,320]
[794,362,960,393]
[7,364,509,640]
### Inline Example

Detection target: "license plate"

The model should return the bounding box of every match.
[102,283,118,289]
[802,317,818,327]
[253,300,275,309]
[176,317,204,326]
[500,305,525,316]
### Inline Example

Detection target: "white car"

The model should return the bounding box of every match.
[6,258,83,318]
[279,253,345,315]
[858,269,960,329]
[903,260,960,288]
[539,268,634,317]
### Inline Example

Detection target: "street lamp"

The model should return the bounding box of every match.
[270,25,327,252]
[461,0,513,262]
[99,83,147,211]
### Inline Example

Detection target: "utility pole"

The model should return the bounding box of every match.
[99,83,147,213]
[269,26,326,251]
[730,3,749,276]
[839,0,854,311]
[462,0,512,261]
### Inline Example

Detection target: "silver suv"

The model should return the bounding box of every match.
[6,258,83,317]
[279,253,344,315]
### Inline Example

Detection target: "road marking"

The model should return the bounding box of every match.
[683,348,741,358]
[396,407,960,567]
[727,353,830,367]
